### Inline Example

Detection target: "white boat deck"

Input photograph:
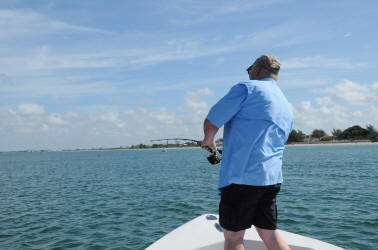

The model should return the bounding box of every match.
[146,214,344,250]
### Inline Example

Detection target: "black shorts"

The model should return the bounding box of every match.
[219,183,281,232]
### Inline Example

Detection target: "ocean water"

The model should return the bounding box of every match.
[0,145,377,250]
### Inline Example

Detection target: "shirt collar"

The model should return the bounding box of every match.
[260,77,275,82]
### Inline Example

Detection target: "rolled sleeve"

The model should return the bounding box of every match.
[206,84,248,128]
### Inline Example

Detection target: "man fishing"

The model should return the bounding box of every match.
[202,55,293,250]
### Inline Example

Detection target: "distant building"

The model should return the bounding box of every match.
[303,135,338,143]
[320,135,337,141]
[304,136,320,143]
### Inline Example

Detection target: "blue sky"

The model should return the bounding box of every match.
[1,0,378,151]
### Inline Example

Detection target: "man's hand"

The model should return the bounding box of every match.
[201,138,217,153]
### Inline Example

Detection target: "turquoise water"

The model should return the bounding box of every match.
[0,145,377,250]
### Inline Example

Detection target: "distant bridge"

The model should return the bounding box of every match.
[150,138,202,146]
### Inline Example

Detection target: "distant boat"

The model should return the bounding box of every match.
[162,148,167,152]
[146,214,344,250]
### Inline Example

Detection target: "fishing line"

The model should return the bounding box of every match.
[150,138,223,165]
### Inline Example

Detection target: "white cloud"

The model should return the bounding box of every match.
[279,77,332,88]
[98,111,126,128]
[0,15,316,80]
[154,108,177,124]
[187,88,213,97]
[164,0,287,25]
[42,124,49,131]
[282,56,367,70]
[48,114,65,125]
[0,87,216,150]
[99,111,120,123]
[67,112,79,118]
[1,6,376,150]
[315,96,334,106]
[292,80,378,134]
[18,103,45,115]
[0,77,116,98]
[0,47,121,75]
[315,80,378,106]
[0,73,237,101]
[0,9,112,40]
[2,80,377,151]
[293,101,351,133]
[124,110,136,116]
[179,88,214,125]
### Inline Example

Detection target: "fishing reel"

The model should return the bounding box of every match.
[207,149,222,165]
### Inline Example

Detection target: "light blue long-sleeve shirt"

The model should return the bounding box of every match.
[206,78,293,190]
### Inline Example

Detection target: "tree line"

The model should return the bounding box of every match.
[128,139,223,149]
[287,125,378,143]
[126,126,377,149]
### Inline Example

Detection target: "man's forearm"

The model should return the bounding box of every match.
[203,119,219,140]
[201,119,219,152]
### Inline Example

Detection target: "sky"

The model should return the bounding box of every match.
[1,0,378,151]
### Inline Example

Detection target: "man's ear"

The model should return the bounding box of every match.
[255,66,261,77]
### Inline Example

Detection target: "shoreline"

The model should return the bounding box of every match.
[3,142,378,153]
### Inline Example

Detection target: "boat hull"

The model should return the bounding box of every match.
[146,214,344,250]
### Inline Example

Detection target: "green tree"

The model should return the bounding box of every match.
[331,128,343,138]
[287,129,306,143]
[138,144,148,149]
[366,124,378,142]
[339,125,368,140]
[311,129,327,138]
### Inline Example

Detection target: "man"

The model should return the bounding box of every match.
[201,55,293,250]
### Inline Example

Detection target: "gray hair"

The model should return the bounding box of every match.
[252,54,281,75]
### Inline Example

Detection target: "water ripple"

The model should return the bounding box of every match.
[0,146,377,249]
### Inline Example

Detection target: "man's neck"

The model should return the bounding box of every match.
[250,76,276,81]
[260,77,275,81]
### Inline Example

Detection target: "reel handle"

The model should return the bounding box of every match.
[208,148,222,154]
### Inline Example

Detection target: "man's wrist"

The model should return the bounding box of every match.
[203,135,214,142]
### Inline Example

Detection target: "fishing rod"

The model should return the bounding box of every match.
[150,138,222,165]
